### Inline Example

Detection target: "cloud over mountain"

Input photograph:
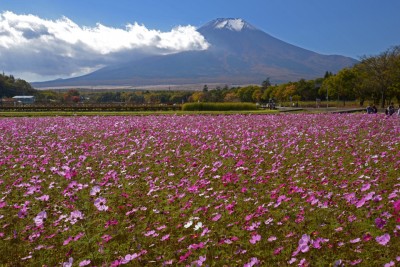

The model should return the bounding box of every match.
[0,11,209,81]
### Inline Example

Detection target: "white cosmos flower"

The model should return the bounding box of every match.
[184,220,193,228]
[194,222,203,231]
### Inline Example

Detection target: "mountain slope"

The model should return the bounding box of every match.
[33,18,358,88]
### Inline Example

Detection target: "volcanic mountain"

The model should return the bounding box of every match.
[33,18,358,88]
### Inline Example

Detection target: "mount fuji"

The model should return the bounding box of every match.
[33,18,358,88]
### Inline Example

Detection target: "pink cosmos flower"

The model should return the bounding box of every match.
[191,255,206,266]
[312,237,328,249]
[244,257,260,267]
[110,259,121,267]
[74,232,84,241]
[384,261,395,267]
[102,234,112,243]
[121,253,138,264]
[144,230,156,237]
[362,233,372,241]
[350,238,361,244]
[188,242,205,250]
[360,183,371,192]
[156,225,166,230]
[69,210,84,224]
[394,200,400,221]
[34,211,47,226]
[79,260,91,266]
[350,259,362,265]
[375,217,387,229]
[62,257,73,267]
[274,246,284,255]
[376,233,390,246]
[394,200,400,212]
[224,239,233,244]
[355,198,366,208]
[179,250,192,263]
[250,234,261,244]
[104,219,118,228]
[298,234,310,253]
[36,195,49,201]
[28,231,41,242]
[198,255,206,265]
[63,236,73,246]
[212,213,221,221]
[18,205,28,219]
[298,258,309,267]
[201,227,210,236]
[231,236,239,241]
[90,185,101,196]
[94,197,108,211]
[161,234,170,241]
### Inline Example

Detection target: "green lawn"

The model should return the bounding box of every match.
[0,110,279,117]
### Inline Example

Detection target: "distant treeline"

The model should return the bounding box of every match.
[3,46,400,107]
[0,73,36,97]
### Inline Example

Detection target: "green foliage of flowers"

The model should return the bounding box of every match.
[0,114,399,266]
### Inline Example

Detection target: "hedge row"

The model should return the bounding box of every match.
[182,102,257,111]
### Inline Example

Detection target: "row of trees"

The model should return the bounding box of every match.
[35,89,194,105]
[320,46,400,107]
[222,45,400,107]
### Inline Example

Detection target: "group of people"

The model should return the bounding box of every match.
[385,103,400,116]
[366,103,400,116]
[366,104,378,114]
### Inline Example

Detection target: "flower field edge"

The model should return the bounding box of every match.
[0,114,399,266]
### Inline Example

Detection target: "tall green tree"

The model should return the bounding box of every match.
[357,46,400,107]
[0,73,36,98]
[261,77,271,90]
[237,86,260,102]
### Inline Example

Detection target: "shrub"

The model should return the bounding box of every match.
[182,102,257,111]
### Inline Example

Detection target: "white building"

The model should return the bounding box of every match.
[12,96,35,104]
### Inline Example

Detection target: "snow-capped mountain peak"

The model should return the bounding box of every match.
[208,18,255,31]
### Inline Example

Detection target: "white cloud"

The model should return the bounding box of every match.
[0,11,209,81]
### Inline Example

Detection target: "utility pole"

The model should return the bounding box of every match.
[326,87,329,108]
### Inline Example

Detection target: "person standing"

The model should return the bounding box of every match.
[387,103,395,116]
[366,104,373,114]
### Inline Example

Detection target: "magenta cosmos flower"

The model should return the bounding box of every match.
[94,197,108,211]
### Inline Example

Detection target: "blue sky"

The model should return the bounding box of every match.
[1,0,400,82]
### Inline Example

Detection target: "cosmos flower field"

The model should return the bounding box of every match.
[0,114,399,266]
